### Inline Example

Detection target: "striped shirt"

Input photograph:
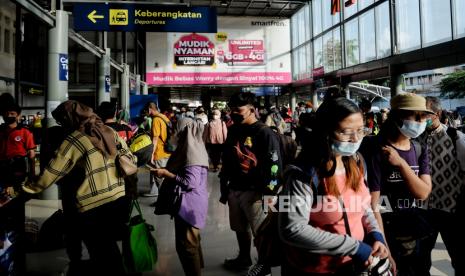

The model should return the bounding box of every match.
[23,130,125,212]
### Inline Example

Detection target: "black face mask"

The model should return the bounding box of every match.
[231,113,245,125]
[5,116,17,125]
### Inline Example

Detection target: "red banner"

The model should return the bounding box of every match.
[173,33,215,66]
[218,40,265,66]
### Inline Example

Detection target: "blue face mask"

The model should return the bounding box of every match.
[332,140,363,156]
[398,120,427,138]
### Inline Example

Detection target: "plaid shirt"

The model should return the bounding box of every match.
[23,131,125,212]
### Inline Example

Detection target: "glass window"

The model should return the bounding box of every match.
[305,5,311,40]
[299,45,307,74]
[360,10,376,63]
[359,0,374,10]
[306,42,313,70]
[322,0,332,31]
[396,0,421,52]
[376,1,391,58]
[291,16,298,48]
[323,31,334,72]
[314,36,323,68]
[333,0,341,25]
[344,0,358,19]
[298,11,306,45]
[313,0,322,36]
[421,0,452,46]
[292,50,299,80]
[4,29,10,53]
[454,0,465,38]
[345,18,359,66]
[334,27,342,70]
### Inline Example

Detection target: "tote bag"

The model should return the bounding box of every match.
[122,200,158,273]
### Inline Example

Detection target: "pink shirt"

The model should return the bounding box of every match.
[305,170,371,273]
[204,119,227,144]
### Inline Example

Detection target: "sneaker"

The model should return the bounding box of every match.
[245,263,271,276]
[223,256,252,271]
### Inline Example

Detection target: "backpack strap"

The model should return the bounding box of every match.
[153,115,171,143]
[412,140,422,162]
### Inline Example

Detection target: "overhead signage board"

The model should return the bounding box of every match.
[73,3,217,33]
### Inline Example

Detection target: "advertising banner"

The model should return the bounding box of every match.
[174,33,215,66]
[146,17,291,85]
[59,54,69,81]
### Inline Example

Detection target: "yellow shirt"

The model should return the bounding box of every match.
[151,114,171,161]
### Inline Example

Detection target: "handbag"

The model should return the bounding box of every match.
[122,200,158,273]
[116,143,138,177]
[154,178,182,217]
[382,208,434,256]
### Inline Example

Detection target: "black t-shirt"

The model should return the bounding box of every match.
[222,121,282,192]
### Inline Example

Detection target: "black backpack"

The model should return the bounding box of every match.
[267,126,298,167]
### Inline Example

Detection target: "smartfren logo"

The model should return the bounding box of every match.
[251,20,286,27]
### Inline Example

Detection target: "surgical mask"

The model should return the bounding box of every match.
[306,108,313,113]
[398,120,427,138]
[5,116,17,125]
[426,118,433,128]
[213,114,221,120]
[332,140,362,156]
[231,113,245,124]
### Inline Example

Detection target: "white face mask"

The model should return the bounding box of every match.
[398,120,427,138]
[213,114,220,120]
[332,140,363,156]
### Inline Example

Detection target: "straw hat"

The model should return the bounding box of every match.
[390,93,434,114]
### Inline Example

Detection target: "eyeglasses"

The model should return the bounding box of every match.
[334,127,372,141]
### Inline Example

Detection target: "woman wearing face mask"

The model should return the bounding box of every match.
[279,96,389,276]
[151,117,209,276]
[362,93,434,276]
[203,109,227,172]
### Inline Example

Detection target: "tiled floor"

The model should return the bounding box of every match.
[23,169,453,276]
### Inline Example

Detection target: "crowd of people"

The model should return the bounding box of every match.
[0,89,464,276]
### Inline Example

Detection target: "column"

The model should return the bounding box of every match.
[44,10,68,200]
[98,48,111,104]
[290,90,297,113]
[121,64,130,113]
[390,74,403,97]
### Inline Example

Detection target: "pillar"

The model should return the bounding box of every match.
[44,10,68,199]
[98,48,111,104]
[290,91,297,113]
[121,64,130,113]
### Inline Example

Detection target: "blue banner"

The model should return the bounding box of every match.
[59,54,68,81]
[73,3,217,33]
[105,75,111,93]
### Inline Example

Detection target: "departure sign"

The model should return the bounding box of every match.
[73,3,217,33]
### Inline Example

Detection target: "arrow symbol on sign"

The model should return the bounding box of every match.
[88,10,104,23]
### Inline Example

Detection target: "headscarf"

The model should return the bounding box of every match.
[51,100,117,159]
[166,117,209,173]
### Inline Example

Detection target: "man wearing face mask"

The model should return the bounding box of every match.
[220,92,282,276]
[416,96,465,275]
[0,103,36,275]
[363,93,434,276]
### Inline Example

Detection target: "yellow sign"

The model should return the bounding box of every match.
[109,9,128,25]
[216,32,227,42]
[87,10,104,23]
